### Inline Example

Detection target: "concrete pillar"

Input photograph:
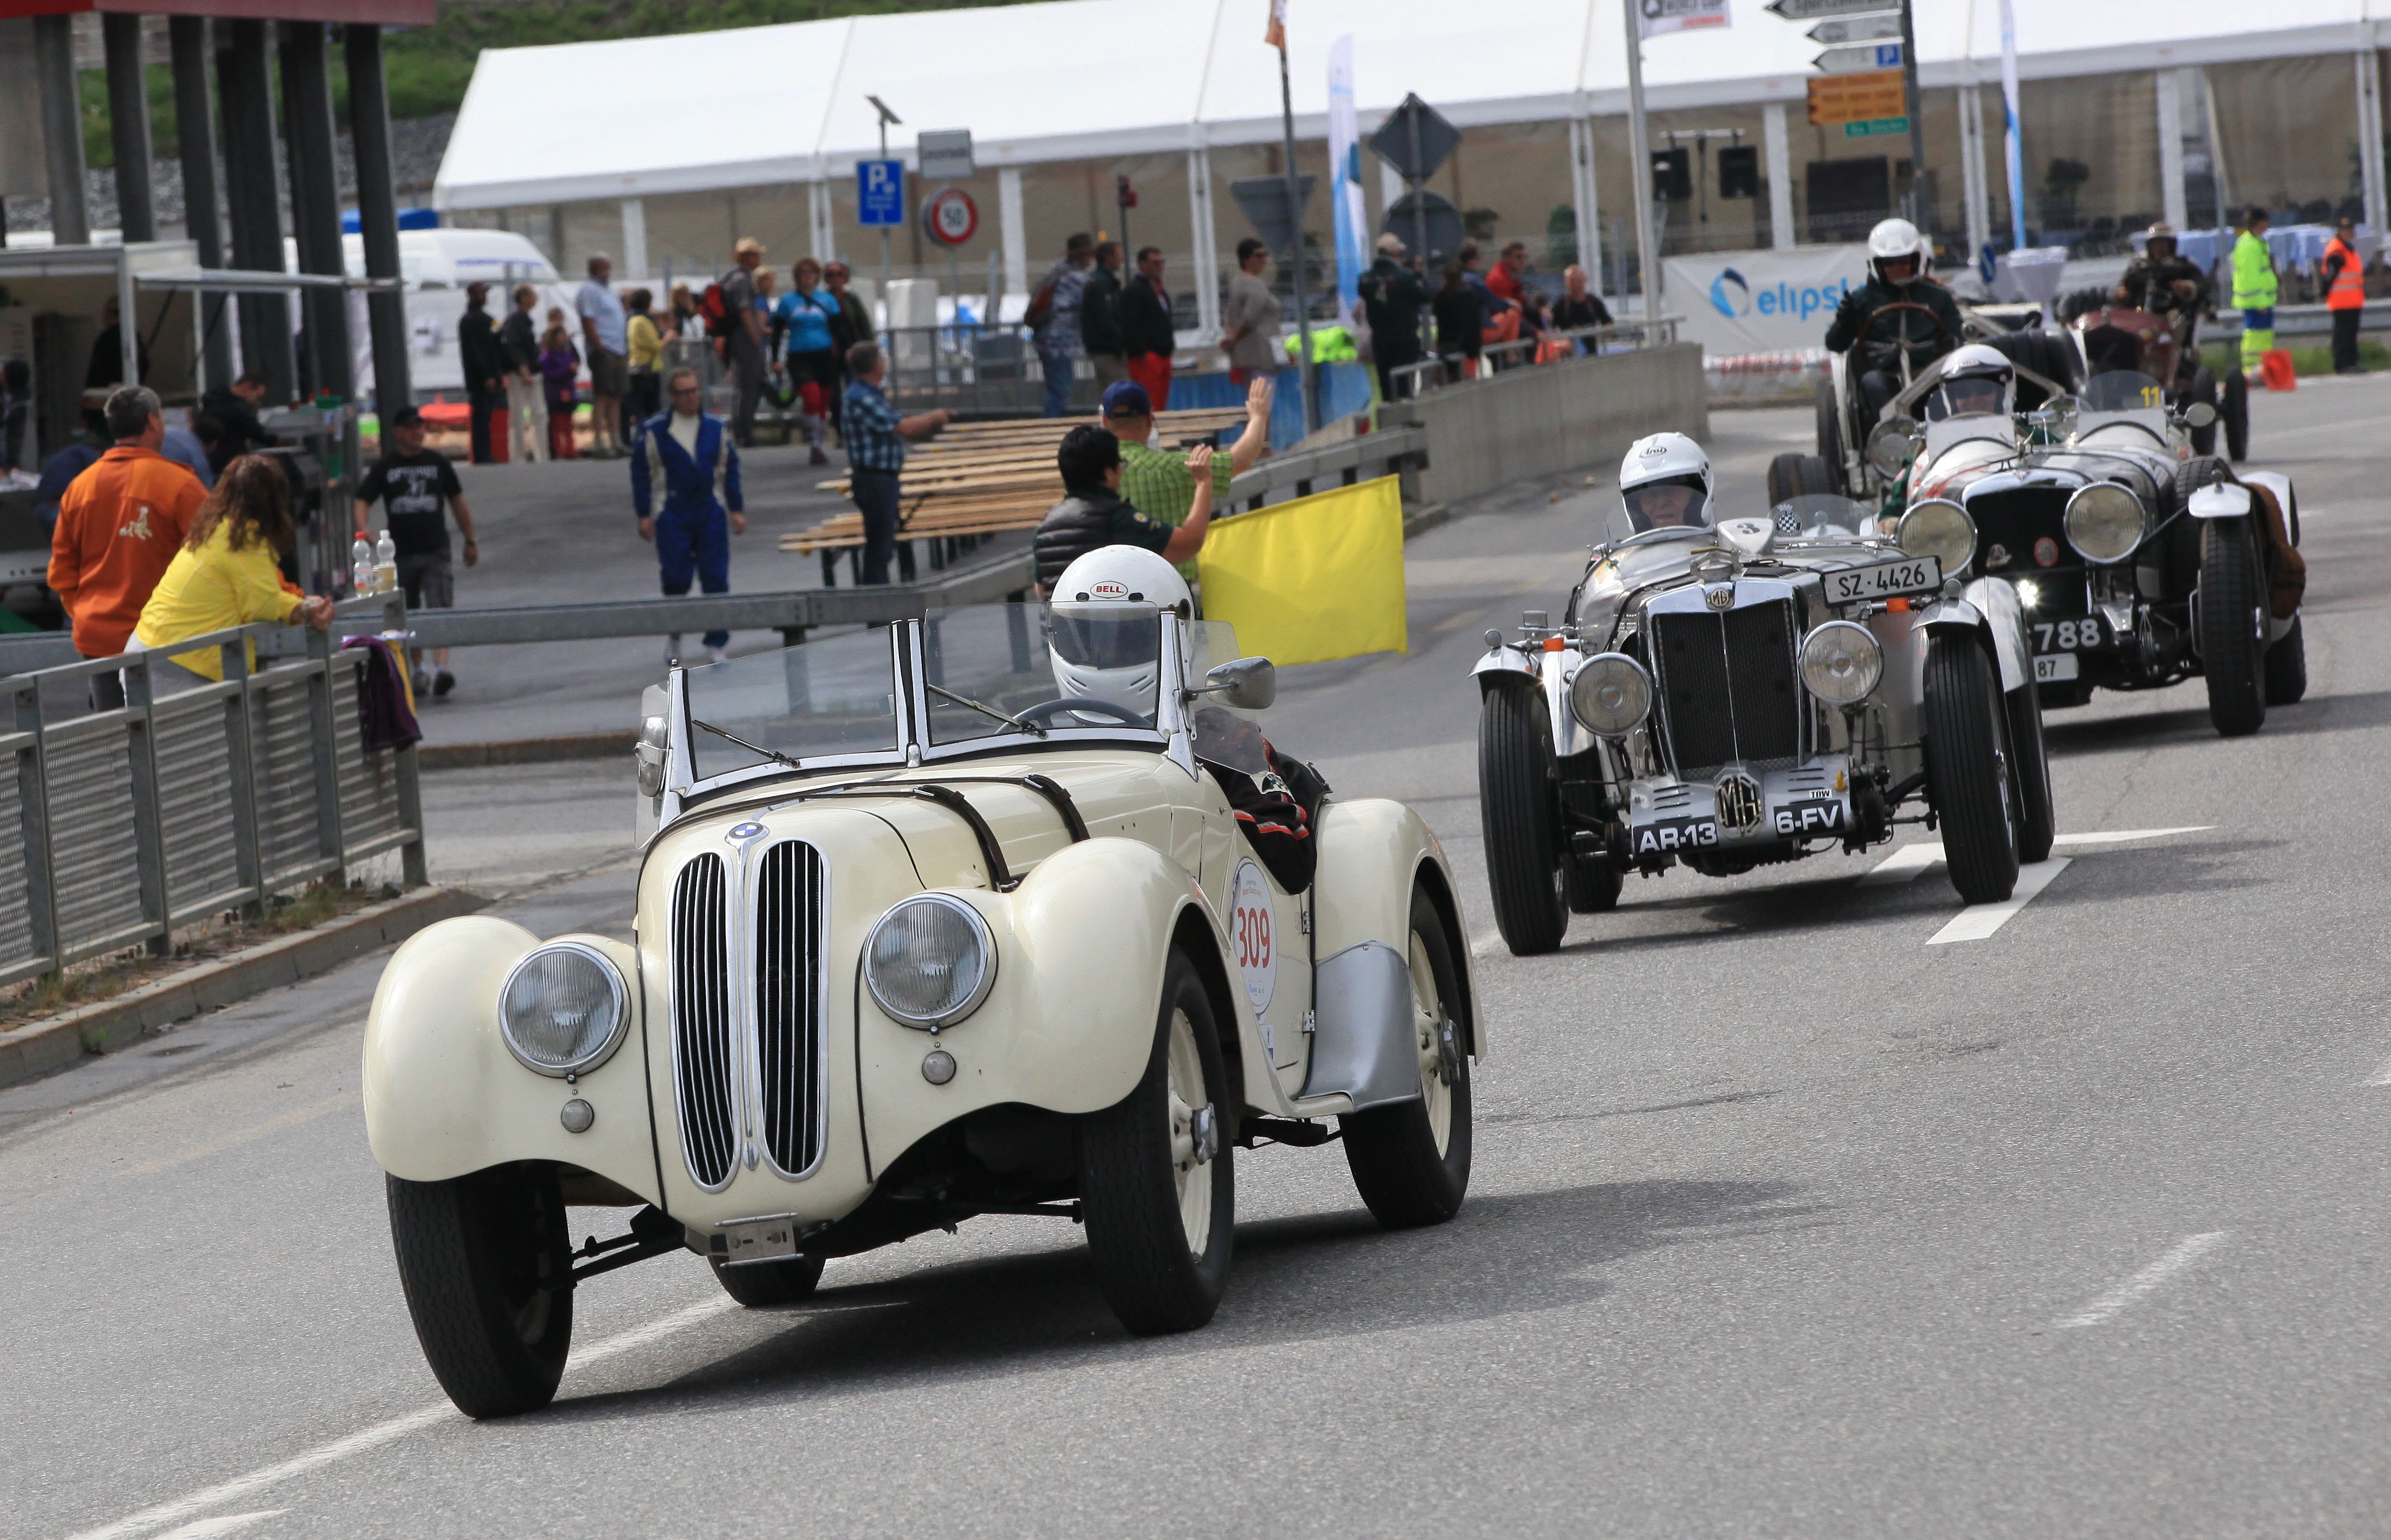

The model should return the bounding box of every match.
[2358,52,2388,236]
[1570,115,1601,275]
[1187,146,1220,341]
[997,167,1028,303]
[345,24,409,416]
[217,20,294,404]
[2155,69,2189,235]
[33,15,90,247]
[1959,85,1991,267]
[170,17,233,390]
[282,22,352,401]
[1763,102,1796,251]
[620,198,649,278]
[103,14,157,243]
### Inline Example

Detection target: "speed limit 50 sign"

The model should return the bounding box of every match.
[922,187,979,247]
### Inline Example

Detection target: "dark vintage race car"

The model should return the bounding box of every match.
[2068,298,2248,461]
[1879,367,2306,736]
[1470,494,2056,955]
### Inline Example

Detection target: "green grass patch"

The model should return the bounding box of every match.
[2200,340,2391,378]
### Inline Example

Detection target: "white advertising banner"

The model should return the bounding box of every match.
[1663,243,1868,356]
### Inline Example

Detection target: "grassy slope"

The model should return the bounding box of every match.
[77,0,1036,168]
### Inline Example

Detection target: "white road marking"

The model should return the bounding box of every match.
[1859,842,1944,884]
[2364,1056,2391,1087]
[150,1513,286,1539]
[2057,1232,2229,1329]
[1926,858,2071,944]
[65,1296,739,1540]
[1471,929,1505,957]
[2052,826,2213,847]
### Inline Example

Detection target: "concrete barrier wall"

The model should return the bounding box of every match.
[1384,342,1709,508]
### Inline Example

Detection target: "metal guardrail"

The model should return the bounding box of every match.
[1387,316,1684,401]
[0,595,423,988]
[1222,426,1431,514]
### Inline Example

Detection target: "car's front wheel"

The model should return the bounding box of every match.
[2199,517,2268,737]
[386,1166,574,1419]
[1923,635,2020,904]
[1478,682,1567,954]
[1079,950,1234,1335]
[1342,886,1473,1228]
[711,1254,825,1307]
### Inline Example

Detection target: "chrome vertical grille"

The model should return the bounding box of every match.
[1648,597,1802,780]
[755,841,826,1176]
[671,853,737,1188]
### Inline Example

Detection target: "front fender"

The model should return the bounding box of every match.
[1921,580,2031,692]
[362,916,662,1201]
[1472,644,1538,693]
[857,836,1210,1171]
[1313,798,1482,1061]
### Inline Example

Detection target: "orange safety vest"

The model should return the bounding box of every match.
[2325,235,2367,310]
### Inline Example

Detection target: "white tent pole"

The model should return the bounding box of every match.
[998,167,1029,301]
[1188,144,1221,342]
[1959,84,1990,265]
[620,198,649,279]
[1570,113,1600,275]
[808,177,834,264]
[2155,70,2188,233]
[1623,0,1661,321]
[1763,102,1794,251]
[2357,50,2388,237]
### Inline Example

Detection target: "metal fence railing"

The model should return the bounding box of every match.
[1386,316,1685,402]
[0,595,423,988]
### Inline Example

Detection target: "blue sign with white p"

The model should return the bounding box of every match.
[857,160,905,226]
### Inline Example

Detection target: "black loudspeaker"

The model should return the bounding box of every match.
[1717,144,1761,200]
[1652,147,1692,202]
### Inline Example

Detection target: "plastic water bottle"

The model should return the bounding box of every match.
[351,534,374,596]
[373,529,398,595]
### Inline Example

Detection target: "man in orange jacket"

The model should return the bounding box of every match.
[50,385,207,708]
[2322,215,2367,375]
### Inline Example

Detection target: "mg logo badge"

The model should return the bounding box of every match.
[1704,583,1735,611]
[1714,771,1763,833]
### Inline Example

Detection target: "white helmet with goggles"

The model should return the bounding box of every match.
[1866,217,1927,287]
[1618,432,1714,533]
[1929,342,2015,420]
[1047,545,1191,724]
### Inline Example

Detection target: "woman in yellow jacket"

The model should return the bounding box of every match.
[134,454,335,685]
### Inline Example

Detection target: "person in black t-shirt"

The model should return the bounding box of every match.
[355,405,480,698]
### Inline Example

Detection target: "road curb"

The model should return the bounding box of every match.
[420,734,632,769]
[0,885,486,1091]
[1403,503,1452,539]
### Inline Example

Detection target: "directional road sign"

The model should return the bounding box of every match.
[1815,40,1903,73]
[1765,0,1899,18]
[1230,174,1317,255]
[857,159,905,226]
[1808,69,1907,126]
[1806,12,1901,44]
[1843,116,1910,138]
[918,129,974,182]
[1368,94,1460,185]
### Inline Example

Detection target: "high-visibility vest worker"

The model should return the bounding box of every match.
[2230,214,2278,372]
[2324,231,2366,310]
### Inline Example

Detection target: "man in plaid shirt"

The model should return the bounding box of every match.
[841,341,954,585]
[1103,376,1274,569]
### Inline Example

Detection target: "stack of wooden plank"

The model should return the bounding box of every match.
[780,408,1245,557]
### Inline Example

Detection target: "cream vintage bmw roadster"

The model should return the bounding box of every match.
[365,550,1478,1418]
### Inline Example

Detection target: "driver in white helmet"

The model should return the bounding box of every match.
[1824,217,1965,423]
[1617,432,1714,533]
[1927,343,2017,420]
[1047,544,1324,891]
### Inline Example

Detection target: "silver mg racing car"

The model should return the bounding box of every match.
[1473,433,2056,956]
[365,547,1478,1418]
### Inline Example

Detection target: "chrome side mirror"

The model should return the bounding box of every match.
[1198,656,1277,711]
[635,699,669,799]
[2180,401,2218,429]
[1866,415,1920,478]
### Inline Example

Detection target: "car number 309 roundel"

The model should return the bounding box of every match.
[1231,860,1277,1014]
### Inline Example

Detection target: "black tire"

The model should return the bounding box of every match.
[386,1167,574,1419]
[1814,375,1848,492]
[1477,683,1567,955]
[2265,613,2308,706]
[1564,853,1622,914]
[2005,673,2056,864]
[2222,369,2250,461]
[1766,451,1839,507]
[2198,518,2267,737]
[2187,367,2219,457]
[1342,886,1473,1229]
[1922,635,2020,905]
[1079,950,1234,1335]
[710,1254,825,1307]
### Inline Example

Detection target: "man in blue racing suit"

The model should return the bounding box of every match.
[631,365,747,666]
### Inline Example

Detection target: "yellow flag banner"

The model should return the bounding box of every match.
[1196,475,1406,667]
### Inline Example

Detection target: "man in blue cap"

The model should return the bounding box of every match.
[631,365,746,666]
[1101,374,1273,562]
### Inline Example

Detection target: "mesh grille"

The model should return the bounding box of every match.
[755,841,825,1176]
[671,854,738,1188]
[1649,600,1801,779]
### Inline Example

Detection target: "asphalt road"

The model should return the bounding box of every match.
[6,377,2389,1538]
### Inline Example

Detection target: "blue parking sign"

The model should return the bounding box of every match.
[858,160,905,226]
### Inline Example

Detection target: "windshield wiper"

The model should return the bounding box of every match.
[925,682,1047,738]
[690,718,803,768]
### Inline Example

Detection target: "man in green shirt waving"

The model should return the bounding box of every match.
[1103,374,1274,538]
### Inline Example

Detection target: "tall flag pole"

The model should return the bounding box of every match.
[1999,0,2027,250]
[1269,0,1319,433]
[1327,35,1367,328]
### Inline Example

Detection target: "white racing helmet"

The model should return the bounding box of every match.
[1619,432,1714,532]
[1867,217,1927,288]
[1047,545,1191,724]
[1931,342,2016,420]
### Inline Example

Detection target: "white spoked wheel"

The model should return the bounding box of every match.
[1341,886,1473,1229]
[1410,931,1456,1159]
[1165,1004,1218,1259]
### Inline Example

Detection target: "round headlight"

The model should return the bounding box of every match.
[864,895,996,1030]
[1569,652,1652,736]
[499,943,630,1076]
[1896,497,1976,577]
[2064,482,2144,564]
[1799,620,1884,704]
